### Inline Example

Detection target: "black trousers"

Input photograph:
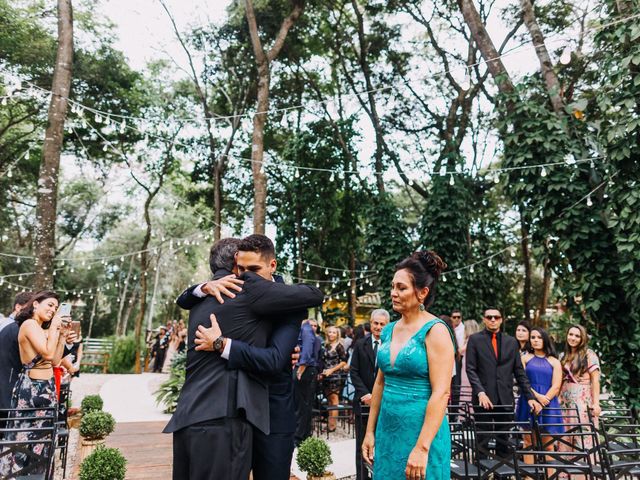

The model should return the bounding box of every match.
[354,402,370,480]
[450,356,463,420]
[172,417,252,480]
[252,429,295,480]
[474,405,514,458]
[153,349,166,372]
[294,366,317,445]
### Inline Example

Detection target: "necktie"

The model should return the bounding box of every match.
[492,332,498,359]
[373,340,379,369]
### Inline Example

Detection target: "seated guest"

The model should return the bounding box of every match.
[515,327,564,460]
[320,325,348,432]
[559,325,601,455]
[0,291,70,477]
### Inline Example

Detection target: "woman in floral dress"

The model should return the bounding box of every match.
[1,291,69,477]
[320,326,348,432]
[559,325,601,452]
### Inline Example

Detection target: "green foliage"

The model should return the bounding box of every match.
[79,411,115,440]
[108,335,138,374]
[296,437,332,476]
[155,351,186,414]
[80,395,103,413]
[79,446,126,480]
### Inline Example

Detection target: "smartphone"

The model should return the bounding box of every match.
[57,303,72,318]
[71,320,81,336]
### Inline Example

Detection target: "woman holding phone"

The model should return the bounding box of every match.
[0,291,70,476]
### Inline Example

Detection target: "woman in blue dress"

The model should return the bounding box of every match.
[361,251,455,480]
[515,327,564,459]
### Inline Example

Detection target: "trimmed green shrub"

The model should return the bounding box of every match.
[155,351,186,413]
[79,411,115,440]
[79,445,126,480]
[80,394,103,413]
[108,335,138,373]
[296,437,332,476]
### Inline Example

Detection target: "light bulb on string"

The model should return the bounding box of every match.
[559,46,572,65]
[119,120,126,134]
[95,113,102,123]
[586,195,593,207]
[449,175,455,186]
[456,271,462,280]
[460,69,471,91]
[7,170,12,179]
[488,259,493,267]
[493,173,500,184]
[324,268,329,275]
[541,167,548,177]
[470,265,474,273]
[305,265,310,272]
[16,257,20,264]
[511,250,517,258]
[295,169,300,179]
[564,154,576,166]
[342,271,347,278]
[329,171,335,182]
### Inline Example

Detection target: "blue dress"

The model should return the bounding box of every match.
[373,319,452,479]
[515,355,564,434]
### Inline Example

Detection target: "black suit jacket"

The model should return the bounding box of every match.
[350,335,378,409]
[465,329,533,406]
[177,275,305,434]
[163,270,323,435]
[0,321,20,410]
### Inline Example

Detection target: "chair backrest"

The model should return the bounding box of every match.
[0,407,58,480]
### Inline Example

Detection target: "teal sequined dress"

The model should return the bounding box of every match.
[373,319,452,479]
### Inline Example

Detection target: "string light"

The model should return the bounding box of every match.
[559,46,572,65]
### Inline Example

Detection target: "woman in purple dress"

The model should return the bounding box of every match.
[516,327,564,458]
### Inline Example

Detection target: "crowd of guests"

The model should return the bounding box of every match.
[0,291,83,477]
[149,319,187,373]
[291,300,605,479]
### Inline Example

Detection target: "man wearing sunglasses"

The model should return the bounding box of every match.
[466,307,542,458]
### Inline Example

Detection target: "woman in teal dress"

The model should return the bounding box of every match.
[362,251,456,480]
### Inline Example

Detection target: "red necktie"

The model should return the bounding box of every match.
[492,332,498,359]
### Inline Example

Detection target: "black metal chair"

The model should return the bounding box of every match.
[0,406,58,480]
[55,382,71,478]
[600,416,640,479]
[449,403,481,479]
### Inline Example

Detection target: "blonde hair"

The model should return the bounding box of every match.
[463,319,481,340]
[326,325,342,345]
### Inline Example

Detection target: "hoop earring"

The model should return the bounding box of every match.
[419,304,425,312]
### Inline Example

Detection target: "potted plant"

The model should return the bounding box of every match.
[79,445,126,480]
[80,394,104,413]
[78,410,115,461]
[296,437,335,480]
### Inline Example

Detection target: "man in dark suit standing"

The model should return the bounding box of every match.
[465,307,542,458]
[178,234,313,480]
[164,236,323,480]
[350,309,390,480]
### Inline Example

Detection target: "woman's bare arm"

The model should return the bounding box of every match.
[544,357,563,399]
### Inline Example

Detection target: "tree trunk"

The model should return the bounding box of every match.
[520,0,564,114]
[245,0,304,234]
[87,291,98,339]
[121,285,139,335]
[520,213,532,322]
[116,256,134,336]
[348,252,357,324]
[456,0,515,105]
[147,249,162,332]
[33,0,73,289]
[537,248,552,327]
[134,195,153,374]
[250,61,269,234]
[295,203,304,281]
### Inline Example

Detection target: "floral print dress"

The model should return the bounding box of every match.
[0,354,57,478]
[559,349,600,451]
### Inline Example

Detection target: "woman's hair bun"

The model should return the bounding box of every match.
[415,250,447,277]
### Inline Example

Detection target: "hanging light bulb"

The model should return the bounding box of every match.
[456,271,462,280]
[95,113,102,123]
[493,173,500,184]
[342,270,347,278]
[408,179,414,186]
[442,275,447,282]
[119,120,126,134]
[16,257,20,264]
[470,265,475,273]
[564,154,576,165]
[511,250,517,258]
[305,264,310,272]
[324,268,329,275]
[103,143,109,152]
[295,169,300,179]
[540,167,548,177]
[7,170,12,179]
[586,195,593,207]
[460,71,471,91]
[449,175,455,186]
[559,46,572,65]
[25,150,30,160]
[488,259,493,267]
[329,171,335,182]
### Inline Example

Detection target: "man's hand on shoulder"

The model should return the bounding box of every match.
[201,275,244,304]
[195,314,222,351]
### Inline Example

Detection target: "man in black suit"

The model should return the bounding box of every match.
[177,234,311,480]
[164,236,323,480]
[465,307,542,458]
[350,309,390,480]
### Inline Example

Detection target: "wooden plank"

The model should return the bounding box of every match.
[104,421,172,479]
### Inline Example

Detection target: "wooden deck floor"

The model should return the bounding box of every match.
[104,421,172,479]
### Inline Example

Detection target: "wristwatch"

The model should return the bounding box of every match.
[213,336,226,353]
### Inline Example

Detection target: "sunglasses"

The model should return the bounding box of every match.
[451,315,461,319]
[484,315,502,320]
